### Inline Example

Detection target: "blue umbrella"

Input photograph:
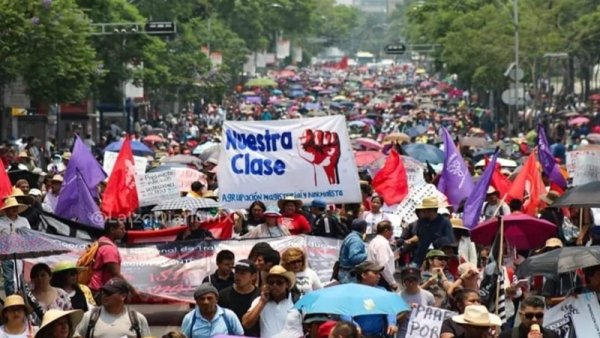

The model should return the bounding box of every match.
[294,283,409,317]
[405,125,428,138]
[403,143,444,164]
[104,140,154,157]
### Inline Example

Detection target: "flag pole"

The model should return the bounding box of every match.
[579,208,583,232]
[495,215,505,315]
[492,194,508,218]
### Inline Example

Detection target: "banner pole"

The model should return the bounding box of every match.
[495,216,505,315]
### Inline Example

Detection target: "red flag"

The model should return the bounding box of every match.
[507,154,545,215]
[491,164,512,201]
[0,161,12,208]
[336,56,349,70]
[201,212,234,239]
[101,137,139,218]
[371,149,408,205]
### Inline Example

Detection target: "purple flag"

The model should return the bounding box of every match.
[537,124,567,188]
[55,171,104,228]
[462,150,499,229]
[437,127,474,205]
[66,135,106,197]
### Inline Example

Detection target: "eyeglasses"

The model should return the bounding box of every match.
[267,279,286,286]
[523,312,544,320]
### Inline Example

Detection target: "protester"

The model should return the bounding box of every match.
[202,249,235,291]
[452,305,501,338]
[354,260,384,287]
[219,259,261,337]
[242,265,295,337]
[235,200,267,235]
[187,181,204,198]
[482,187,510,219]
[0,295,34,338]
[50,261,96,312]
[254,249,281,287]
[451,218,477,265]
[412,197,454,266]
[310,199,349,239]
[367,220,399,291]
[277,196,311,235]
[398,267,436,337]
[243,206,291,239]
[328,321,361,338]
[181,283,244,337]
[176,213,215,241]
[74,278,150,338]
[337,218,368,284]
[0,196,31,295]
[35,309,84,338]
[441,288,481,338]
[281,247,323,296]
[421,249,455,308]
[362,196,389,235]
[42,175,63,212]
[27,263,72,324]
[499,297,559,338]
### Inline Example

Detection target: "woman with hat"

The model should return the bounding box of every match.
[277,196,311,235]
[0,196,30,296]
[243,206,291,239]
[42,175,63,213]
[281,247,322,296]
[421,249,455,308]
[50,262,96,312]
[34,309,83,338]
[0,294,34,338]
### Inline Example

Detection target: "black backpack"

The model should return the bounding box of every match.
[85,307,141,338]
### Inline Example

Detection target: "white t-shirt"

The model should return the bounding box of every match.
[0,325,31,338]
[294,269,323,296]
[363,212,389,234]
[249,295,293,337]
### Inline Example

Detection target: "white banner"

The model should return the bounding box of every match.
[566,149,600,186]
[173,167,207,192]
[544,292,600,337]
[136,171,180,207]
[293,47,303,63]
[276,40,291,60]
[243,53,256,76]
[406,305,456,338]
[103,151,147,178]
[256,51,267,68]
[218,116,362,208]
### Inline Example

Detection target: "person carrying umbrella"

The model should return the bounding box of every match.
[0,197,31,295]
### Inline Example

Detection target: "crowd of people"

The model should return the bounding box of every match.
[0,61,599,338]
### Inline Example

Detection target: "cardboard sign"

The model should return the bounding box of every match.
[406,305,457,338]
[218,116,362,208]
[136,171,180,207]
[172,167,207,192]
[566,149,600,186]
[544,292,600,338]
[103,151,147,177]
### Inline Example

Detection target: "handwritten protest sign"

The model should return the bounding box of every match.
[172,167,207,192]
[136,171,180,207]
[545,292,600,338]
[566,148,600,186]
[218,116,361,208]
[103,151,147,177]
[406,305,456,338]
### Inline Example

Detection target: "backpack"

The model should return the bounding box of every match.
[86,307,141,338]
[188,309,235,337]
[77,240,110,285]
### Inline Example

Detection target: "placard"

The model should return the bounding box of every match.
[566,149,600,186]
[103,151,147,177]
[136,171,180,207]
[406,305,456,338]
[173,167,207,192]
[218,116,362,208]
[544,292,600,337]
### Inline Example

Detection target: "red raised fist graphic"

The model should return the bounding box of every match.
[298,129,341,185]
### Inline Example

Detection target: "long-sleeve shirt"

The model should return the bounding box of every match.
[414,215,454,266]
[338,231,367,269]
[367,235,396,287]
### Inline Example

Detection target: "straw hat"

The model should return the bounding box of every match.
[540,191,560,205]
[0,197,29,215]
[62,152,72,161]
[9,188,33,205]
[415,197,442,210]
[35,309,83,338]
[2,295,27,314]
[277,196,303,210]
[267,265,296,287]
[52,261,85,274]
[18,151,29,158]
[452,305,502,327]
[451,218,469,231]
[51,174,64,183]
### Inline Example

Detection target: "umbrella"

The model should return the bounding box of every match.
[568,116,590,126]
[405,125,428,138]
[355,151,384,167]
[587,133,600,143]
[143,135,164,143]
[332,95,346,101]
[402,143,444,164]
[383,133,411,143]
[245,77,277,88]
[475,157,517,168]
[152,197,219,212]
[470,214,557,250]
[348,121,366,128]
[460,136,488,148]
[294,283,409,317]
[161,155,204,169]
[192,142,220,161]
[8,170,40,189]
[551,181,600,208]
[353,138,382,151]
[359,118,376,126]
[105,140,154,157]
[516,246,600,277]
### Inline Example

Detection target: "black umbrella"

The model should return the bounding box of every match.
[8,170,40,188]
[516,246,600,277]
[551,181,600,208]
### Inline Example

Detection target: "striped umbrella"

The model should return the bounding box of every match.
[152,197,219,212]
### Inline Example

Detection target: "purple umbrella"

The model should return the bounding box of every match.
[360,118,376,126]
[245,96,262,104]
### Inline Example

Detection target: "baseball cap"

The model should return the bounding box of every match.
[101,278,129,294]
[426,249,448,259]
[355,261,384,275]
[235,259,257,273]
[400,267,421,281]
[310,198,327,209]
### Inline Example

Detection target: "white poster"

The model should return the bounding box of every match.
[276,39,291,60]
[293,47,303,63]
[218,116,362,208]
[136,171,180,207]
[173,167,207,192]
[103,151,147,178]
[566,149,600,186]
[243,53,256,76]
[256,51,267,68]
[544,292,600,337]
[406,305,456,338]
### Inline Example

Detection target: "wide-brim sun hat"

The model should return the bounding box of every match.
[277,196,303,210]
[0,197,28,215]
[2,295,28,315]
[35,309,83,338]
[52,261,85,274]
[415,196,442,210]
[267,265,296,287]
[452,305,502,327]
[9,187,34,205]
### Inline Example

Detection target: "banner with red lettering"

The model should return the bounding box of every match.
[25,234,341,303]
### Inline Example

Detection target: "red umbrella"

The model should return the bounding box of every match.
[143,135,164,143]
[568,116,590,126]
[354,151,384,167]
[353,138,382,151]
[471,214,556,250]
